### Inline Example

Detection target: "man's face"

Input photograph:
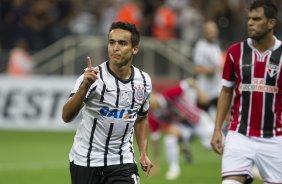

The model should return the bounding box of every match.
[203,22,218,43]
[247,7,274,40]
[108,28,138,67]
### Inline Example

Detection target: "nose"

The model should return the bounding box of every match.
[247,19,253,26]
[113,42,119,51]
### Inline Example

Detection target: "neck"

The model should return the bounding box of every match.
[252,34,275,53]
[109,63,132,79]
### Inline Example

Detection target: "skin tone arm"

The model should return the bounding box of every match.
[62,57,99,123]
[194,65,221,76]
[134,115,153,177]
[210,86,233,155]
[186,78,210,106]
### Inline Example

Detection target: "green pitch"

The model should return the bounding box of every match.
[0,130,263,184]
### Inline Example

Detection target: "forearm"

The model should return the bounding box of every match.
[194,65,216,75]
[134,116,149,156]
[185,78,210,105]
[214,86,233,131]
[62,83,89,122]
[194,85,210,105]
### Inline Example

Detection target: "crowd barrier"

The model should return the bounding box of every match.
[0,76,80,130]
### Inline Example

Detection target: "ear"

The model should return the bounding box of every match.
[268,18,276,29]
[133,47,139,55]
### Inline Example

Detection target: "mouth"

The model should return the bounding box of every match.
[111,54,121,59]
[248,28,255,33]
[248,29,256,35]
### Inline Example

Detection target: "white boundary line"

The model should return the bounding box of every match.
[0,161,67,171]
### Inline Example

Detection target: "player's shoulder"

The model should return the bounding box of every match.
[227,39,246,54]
[96,61,111,79]
[228,40,243,50]
[194,39,208,49]
[132,66,152,93]
[97,61,107,69]
[132,65,151,81]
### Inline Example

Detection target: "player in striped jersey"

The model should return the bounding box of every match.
[62,21,153,184]
[211,0,282,183]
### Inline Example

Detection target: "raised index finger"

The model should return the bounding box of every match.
[87,56,92,69]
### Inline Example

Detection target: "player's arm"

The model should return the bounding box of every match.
[193,45,222,76]
[194,65,219,75]
[210,86,233,155]
[185,78,210,105]
[134,115,153,176]
[62,57,99,123]
[62,83,89,123]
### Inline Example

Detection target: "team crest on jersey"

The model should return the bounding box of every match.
[134,85,145,104]
[120,91,132,106]
[267,63,279,78]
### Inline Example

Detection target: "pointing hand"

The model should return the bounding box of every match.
[83,56,99,88]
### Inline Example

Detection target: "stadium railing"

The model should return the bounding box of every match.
[31,35,194,80]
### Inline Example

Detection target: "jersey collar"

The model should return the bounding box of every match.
[247,36,281,52]
[106,61,135,83]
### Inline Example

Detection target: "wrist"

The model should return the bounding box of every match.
[214,127,222,132]
[140,152,147,157]
[80,82,91,91]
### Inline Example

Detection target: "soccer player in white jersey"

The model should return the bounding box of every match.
[193,20,222,120]
[211,0,282,183]
[62,21,153,184]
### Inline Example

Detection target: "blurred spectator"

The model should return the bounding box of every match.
[139,0,155,36]
[7,38,33,76]
[67,0,97,35]
[165,0,187,10]
[0,0,280,74]
[49,0,72,41]
[115,0,144,31]
[273,0,282,39]
[98,0,119,35]
[151,0,177,41]
[0,0,30,50]
[193,21,222,120]
[205,0,247,49]
[20,0,55,51]
[178,0,204,46]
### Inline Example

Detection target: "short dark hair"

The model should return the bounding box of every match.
[249,0,277,19]
[109,21,140,47]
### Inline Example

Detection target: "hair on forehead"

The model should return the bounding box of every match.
[109,21,140,47]
[249,0,277,19]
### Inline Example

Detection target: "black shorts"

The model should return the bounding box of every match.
[70,162,140,184]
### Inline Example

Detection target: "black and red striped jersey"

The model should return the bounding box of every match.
[162,81,202,125]
[149,80,203,131]
[69,61,152,167]
[222,37,282,137]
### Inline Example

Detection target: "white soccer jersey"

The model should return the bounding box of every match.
[69,61,152,167]
[194,38,222,99]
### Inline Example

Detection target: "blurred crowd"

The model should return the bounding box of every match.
[1,0,282,54]
[1,0,282,76]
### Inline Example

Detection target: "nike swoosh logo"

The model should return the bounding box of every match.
[106,89,115,92]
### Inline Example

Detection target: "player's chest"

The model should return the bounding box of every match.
[236,52,282,81]
[92,80,148,108]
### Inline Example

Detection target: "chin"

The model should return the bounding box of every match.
[248,33,259,39]
[250,35,264,41]
[110,58,120,63]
